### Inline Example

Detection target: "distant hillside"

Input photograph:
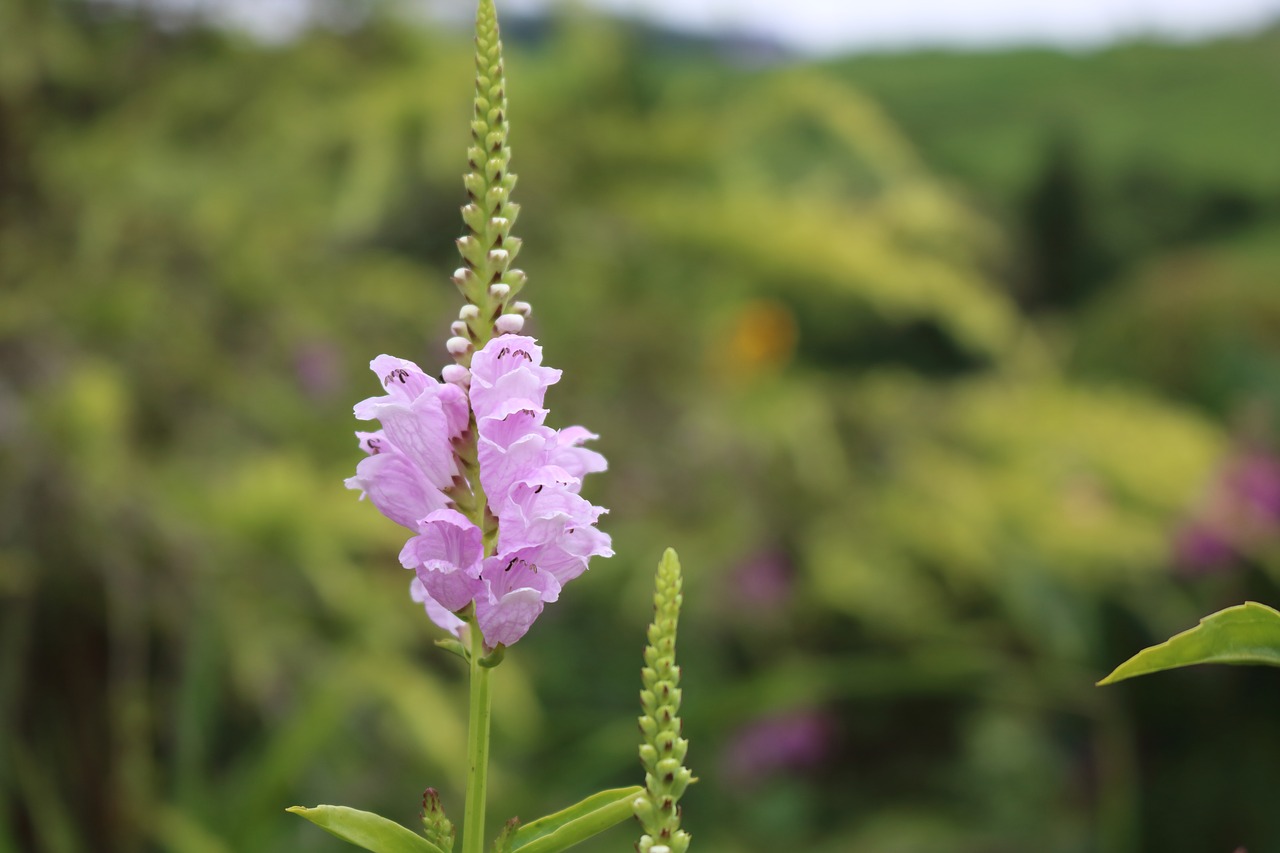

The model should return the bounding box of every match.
[825,29,1280,203]
[821,29,1280,307]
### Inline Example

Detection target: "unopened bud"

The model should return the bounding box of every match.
[512,301,532,316]
[451,320,468,337]
[489,283,510,300]
[420,787,455,852]
[459,304,480,321]
[488,249,509,264]
[494,314,524,334]
[490,217,509,230]
[446,337,472,356]
[453,267,474,283]
[442,364,470,385]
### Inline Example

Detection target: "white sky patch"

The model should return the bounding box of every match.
[139,0,1280,53]
[499,0,1280,52]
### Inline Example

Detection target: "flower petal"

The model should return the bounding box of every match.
[410,577,465,638]
[400,509,485,612]
[345,441,448,530]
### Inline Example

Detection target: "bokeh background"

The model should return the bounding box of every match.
[3,0,1280,851]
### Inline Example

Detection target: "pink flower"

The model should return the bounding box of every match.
[346,356,470,529]
[400,509,485,612]
[351,338,610,648]
[475,548,562,647]
[468,336,561,424]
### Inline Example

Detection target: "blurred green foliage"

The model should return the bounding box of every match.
[2,2,1279,852]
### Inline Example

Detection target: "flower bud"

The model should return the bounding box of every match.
[494,314,524,334]
[488,283,510,300]
[446,336,472,356]
[420,788,455,852]
[512,301,532,316]
[451,320,468,337]
[488,248,509,265]
[442,364,470,386]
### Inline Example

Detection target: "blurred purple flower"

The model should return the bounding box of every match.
[721,710,835,788]
[294,340,343,399]
[726,550,793,611]
[1172,448,1280,573]
[1226,452,1280,522]
[1172,522,1234,573]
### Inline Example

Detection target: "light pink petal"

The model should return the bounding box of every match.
[375,396,459,489]
[473,369,556,422]
[547,426,607,481]
[477,416,556,511]
[475,588,545,648]
[354,356,467,490]
[358,355,435,411]
[411,577,465,638]
[500,468,601,549]
[527,525,614,586]
[345,447,448,530]
[475,548,562,647]
[400,508,485,612]
[438,382,471,437]
[469,336,561,422]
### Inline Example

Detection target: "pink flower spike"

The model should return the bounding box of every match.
[347,335,610,642]
[400,509,485,612]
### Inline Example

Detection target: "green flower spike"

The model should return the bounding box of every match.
[448,0,528,366]
[635,549,694,853]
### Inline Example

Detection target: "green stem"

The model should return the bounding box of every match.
[461,619,493,853]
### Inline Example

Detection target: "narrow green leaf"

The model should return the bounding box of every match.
[287,805,447,853]
[1098,601,1280,685]
[509,786,643,853]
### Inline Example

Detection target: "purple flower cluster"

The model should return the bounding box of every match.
[1173,449,1280,573]
[346,336,611,647]
[720,710,836,789]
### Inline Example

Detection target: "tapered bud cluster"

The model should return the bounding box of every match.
[450,0,528,360]
[635,549,693,853]
[421,788,456,852]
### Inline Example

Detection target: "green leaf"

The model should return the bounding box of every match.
[1098,601,1280,685]
[286,805,447,853]
[508,786,643,853]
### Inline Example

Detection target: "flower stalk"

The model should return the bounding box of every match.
[635,549,694,853]
[462,616,494,853]
[331,3,612,852]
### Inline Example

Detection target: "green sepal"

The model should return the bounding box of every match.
[1098,601,1280,685]
[435,638,469,662]
[286,805,447,853]
[479,644,506,668]
[507,786,644,853]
